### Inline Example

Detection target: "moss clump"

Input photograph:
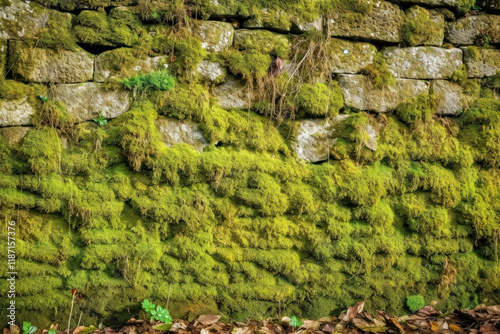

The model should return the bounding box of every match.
[155,83,210,120]
[297,82,344,117]
[117,100,164,171]
[403,6,443,46]
[361,54,396,89]
[22,127,62,175]
[456,0,476,14]
[406,295,425,312]
[396,94,433,125]
[37,12,78,51]
[0,80,32,100]
[121,71,176,92]
[74,8,142,47]
[149,26,208,78]
[459,98,500,168]
[233,29,291,59]
[225,50,272,80]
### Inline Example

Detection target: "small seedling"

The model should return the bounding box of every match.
[39,95,49,102]
[141,299,173,324]
[48,329,57,334]
[23,322,37,334]
[290,316,303,328]
[93,112,108,126]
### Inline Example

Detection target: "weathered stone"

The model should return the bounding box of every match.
[192,20,234,53]
[338,75,429,113]
[446,15,500,45]
[0,126,30,146]
[243,12,323,33]
[156,116,208,153]
[212,75,249,109]
[403,6,445,47]
[328,38,377,74]
[291,114,378,162]
[95,50,168,82]
[463,47,500,78]
[327,1,404,43]
[234,29,291,56]
[196,61,227,83]
[0,0,72,39]
[381,47,462,80]
[9,41,94,84]
[0,97,36,126]
[291,115,349,162]
[52,83,131,122]
[431,80,477,115]
[292,17,323,32]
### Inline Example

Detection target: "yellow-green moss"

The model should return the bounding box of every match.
[297,82,344,117]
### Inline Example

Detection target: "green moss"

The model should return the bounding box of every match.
[74,8,142,47]
[225,49,272,80]
[37,12,78,51]
[396,94,433,125]
[117,100,164,171]
[297,82,344,117]
[406,295,425,312]
[403,6,442,47]
[233,29,291,59]
[459,98,500,168]
[456,0,476,14]
[22,127,62,175]
[361,54,396,89]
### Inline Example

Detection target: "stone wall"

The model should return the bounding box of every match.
[1,0,499,158]
[1,0,500,328]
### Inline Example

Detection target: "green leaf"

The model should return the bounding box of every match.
[155,306,173,324]
[290,316,303,328]
[142,299,156,313]
[48,329,57,334]
[23,322,32,334]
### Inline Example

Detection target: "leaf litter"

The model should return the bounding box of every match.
[5,303,500,334]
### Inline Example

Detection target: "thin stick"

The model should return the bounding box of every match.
[68,294,75,334]
[166,283,172,309]
[76,311,83,328]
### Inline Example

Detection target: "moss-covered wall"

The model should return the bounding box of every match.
[1,0,500,328]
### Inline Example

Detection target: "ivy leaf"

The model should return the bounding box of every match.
[290,316,303,328]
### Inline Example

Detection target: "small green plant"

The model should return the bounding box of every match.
[48,329,57,334]
[141,299,173,324]
[121,71,176,92]
[39,95,49,102]
[23,322,37,334]
[406,295,426,313]
[289,316,303,327]
[93,112,108,126]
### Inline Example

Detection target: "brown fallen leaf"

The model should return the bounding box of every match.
[449,324,461,332]
[351,312,387,333]
[320,323,336,333]
[171,321,189,332]
[346,302,365,321]
[197,315,222,327]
